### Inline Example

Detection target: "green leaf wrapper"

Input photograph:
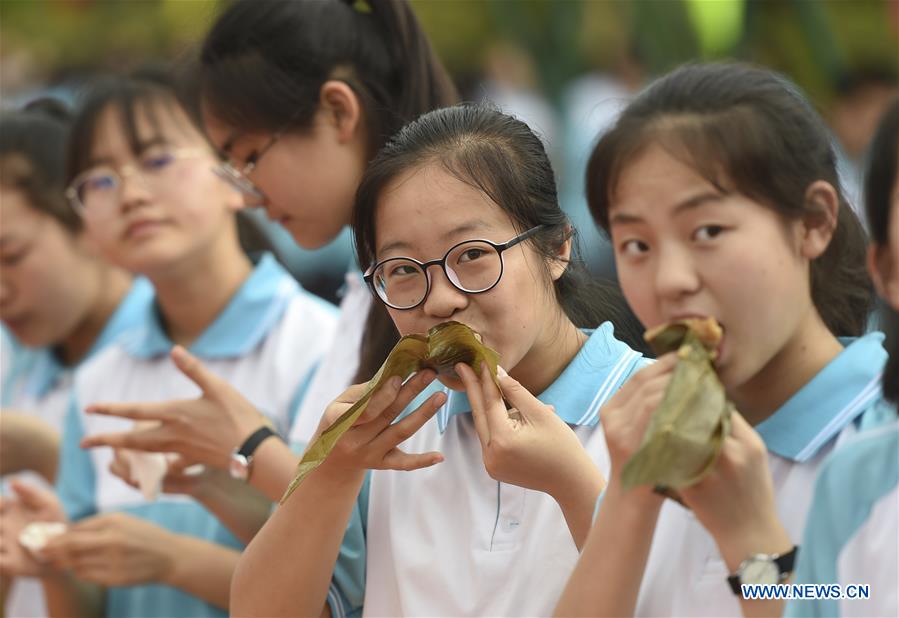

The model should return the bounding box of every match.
[281,321,500,503]
[621,318,733,492]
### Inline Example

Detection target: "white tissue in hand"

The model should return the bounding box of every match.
[121,449,169,501]
[18,522,66,560]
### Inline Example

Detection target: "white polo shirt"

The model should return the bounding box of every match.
[1,279,153,618]
[325,322,648,618]
[785,407,898,618]
[289,270,371,447]
[56,254,338,618]
[634,333,888,617]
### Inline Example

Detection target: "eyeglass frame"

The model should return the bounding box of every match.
[65,147,206,215]
[211,131,284,203]
[363,224,547,310]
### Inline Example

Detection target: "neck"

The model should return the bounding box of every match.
[147,234,253,348]
[729,309,844,425]
[58,265,133,366]
[511,311,588,396]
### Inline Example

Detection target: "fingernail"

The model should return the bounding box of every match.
[497,365,508,378]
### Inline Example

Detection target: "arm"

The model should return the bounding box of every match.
[0,411,59,483]
[555,482,663,616]
[232,372,446,616]
[164,535,241,610]
[553,354,678,616]
[42,571,105,618]
[232,466,366,616]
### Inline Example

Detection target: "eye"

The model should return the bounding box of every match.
[0,249,29,267]
[85,174,117,192]
[458,248,487,263]
[693,225,725,242]
[619,239,649,256]
[142,152,175,172]
[388,263,420,278]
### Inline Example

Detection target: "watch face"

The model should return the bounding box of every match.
[229,454,249,481]
[742,558,780,585]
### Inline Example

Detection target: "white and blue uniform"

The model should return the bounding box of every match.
[785,401,898,618]
[56,254,337,618]
[289,270,370,448]
[1,279,154,618]
[325,322,648,617]
[633,333,888,617]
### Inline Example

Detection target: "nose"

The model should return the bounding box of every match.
[654,243,702,303]
[118,167,153,213]
[421,264,469,319]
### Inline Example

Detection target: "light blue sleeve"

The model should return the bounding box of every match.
[325,471,370,618]
[785,424,899,617]
[55,392,98,521]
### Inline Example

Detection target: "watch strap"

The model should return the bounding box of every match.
[727,546,799,595]
[237,426,279,458]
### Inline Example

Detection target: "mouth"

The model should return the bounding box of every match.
[123,219,168,240]
[663,313,727,361]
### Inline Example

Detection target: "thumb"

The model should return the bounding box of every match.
[9,481,58,511]
[496,369,546,419]
[171,346,224,399]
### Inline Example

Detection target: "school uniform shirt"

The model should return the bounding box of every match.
[56,254,338,618]
[1,279,154,618]
[785,406,898,618]
[634,332,888,617]
[324,322,648,618]
[289,270,371,447]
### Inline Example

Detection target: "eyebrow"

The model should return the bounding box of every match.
[377,221,490,256]
[610,191,725,226]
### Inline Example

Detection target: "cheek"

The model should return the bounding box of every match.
[618,262,657,326]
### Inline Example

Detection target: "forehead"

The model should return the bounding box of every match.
[89,98,198,162]
[611,144,717,214]
[0,189,46,239]
[376,164,514,235]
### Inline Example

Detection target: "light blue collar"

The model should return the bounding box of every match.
[435,321,646,433]
[122,253,300,359]
[8,278,154,399]
[756,332,887,462]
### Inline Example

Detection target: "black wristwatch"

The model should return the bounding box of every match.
[229,426,280,482]
[727,546,799,595]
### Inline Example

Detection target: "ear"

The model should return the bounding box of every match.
[549,226,573,282]
[799,180,839,260]
[868,243,899,310]
[318,80,363,144]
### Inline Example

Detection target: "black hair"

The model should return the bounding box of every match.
[0,99,78,231]
[353,104,651,368]
[199,0,460,381]
[66,73,278,260]
[587,62,874,338]
[865,97,899,405]
[198,0,458,157]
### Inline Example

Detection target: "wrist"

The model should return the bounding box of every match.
[716,517,793,572]
[605,477,665,515]
[158,532,184,587]
[550,456,605,514]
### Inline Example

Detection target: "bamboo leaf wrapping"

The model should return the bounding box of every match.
[281,321,500,502]
[621,318,733,491]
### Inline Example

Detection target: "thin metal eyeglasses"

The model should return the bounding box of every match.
[211,131,285,206]
[66,147,205,215]
[364,224,546,310]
